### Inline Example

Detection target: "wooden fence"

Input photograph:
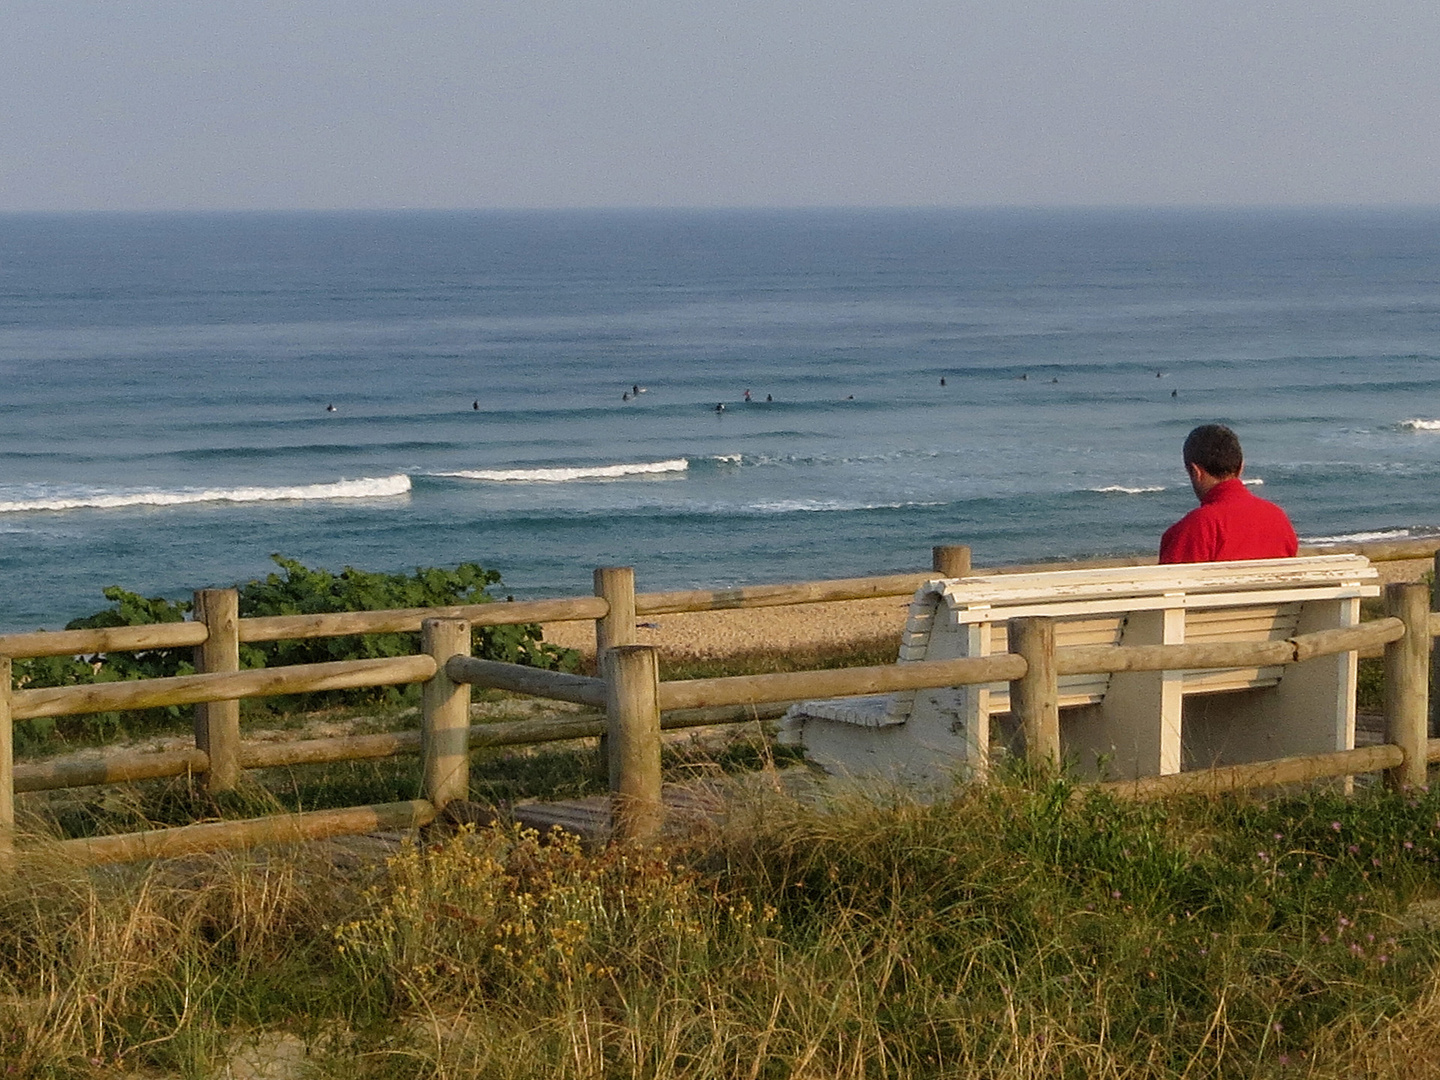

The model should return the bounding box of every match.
[2,540,1439,864]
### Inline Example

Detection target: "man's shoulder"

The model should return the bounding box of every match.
[1159,502,1222,562]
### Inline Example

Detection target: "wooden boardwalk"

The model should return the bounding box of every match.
[512,781,730,843]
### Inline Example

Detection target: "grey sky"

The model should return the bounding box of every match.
[4,0,1438,211]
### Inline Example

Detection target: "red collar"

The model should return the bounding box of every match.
[1200,477,1249,504]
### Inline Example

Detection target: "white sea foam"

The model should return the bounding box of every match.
[0,475,411,514]
[1303,528,1412,544]
[1242,477,1264,486]
[711,454,743,465]
[1090,485,1166,495]
[435,459,689,483]
[748,498,944,513]
[1401,419,1440,431]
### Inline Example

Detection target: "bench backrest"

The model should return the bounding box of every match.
[888,554,1378,723]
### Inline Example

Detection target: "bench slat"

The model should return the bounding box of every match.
[949,584,1374,624]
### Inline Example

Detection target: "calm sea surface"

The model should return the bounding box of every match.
[1,208,1438,631]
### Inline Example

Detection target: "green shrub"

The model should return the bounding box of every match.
[12,557,578,748]
[235,556,576,709]
[11,588,196,750]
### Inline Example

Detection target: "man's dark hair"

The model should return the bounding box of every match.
[1183,424,1243,478]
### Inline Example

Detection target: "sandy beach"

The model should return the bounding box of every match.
[542,556,1433,664]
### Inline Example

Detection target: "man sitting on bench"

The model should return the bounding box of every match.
[1160,424,1298,564]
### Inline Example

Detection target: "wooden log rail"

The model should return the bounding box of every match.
[12,701,794,794]
[11,655,438,720]
[622,620,1398,713]
[0,597,606,660]
[53,800,437,867]
[445,656,606,707]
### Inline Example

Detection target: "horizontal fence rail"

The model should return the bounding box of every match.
[0,622,210,661]
[238,596,609,644]
[1097,745,1406,800]
[13,655,437,720]
[634,573,937,615]
[12,701,796,795]
[1056,619,1405,676]
[445,655,606,707]
[656,655,1027,712]
[53,799,438,867]
[15,748,211,794]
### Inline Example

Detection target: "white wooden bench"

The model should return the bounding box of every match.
[780,555,1380,786]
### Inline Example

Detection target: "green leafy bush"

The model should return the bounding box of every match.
[12,557,577,748]
[11,587,196,750]
[236,556,576,708]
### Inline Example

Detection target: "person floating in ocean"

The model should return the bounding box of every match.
[326,403,336,412]
[633,385,640,395]
[715,403,725,412]
[1159,424,1297,564]
[472,400,479,410]
[1171,389,1178,398]
[766,394,772,402]
[623,392,630,401]
[744,388,752,402]
[940,377,946,387]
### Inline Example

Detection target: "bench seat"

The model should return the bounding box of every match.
[783,555,1379,786]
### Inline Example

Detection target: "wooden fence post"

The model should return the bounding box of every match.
[1385,583,1429,790]
[932,545,972,579]
[193,589,241,793]
[1431,550,1440,737]
[422,619,472,811]
[1008,617,1059,769]
[0,658,13,858]
[593,567,638,779]
[603,644,663,844]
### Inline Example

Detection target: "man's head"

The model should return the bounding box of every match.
[1182,424,1243,498]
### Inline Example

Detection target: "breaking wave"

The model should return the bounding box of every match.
[435,459,689,482]
[1089,485,1166,495]
[1401,419,1440,431]
[1304,528,1414,544]
[745,498,946,513]
[0,475,412,513]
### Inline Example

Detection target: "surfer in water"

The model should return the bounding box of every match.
[326,404,336,412]
[715,403,725,412]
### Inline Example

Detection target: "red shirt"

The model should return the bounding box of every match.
[1159,478,1298,564]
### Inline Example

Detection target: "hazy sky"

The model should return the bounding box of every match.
[4,0,1439,211]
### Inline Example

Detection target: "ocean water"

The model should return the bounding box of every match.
[2,207,1439,632]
